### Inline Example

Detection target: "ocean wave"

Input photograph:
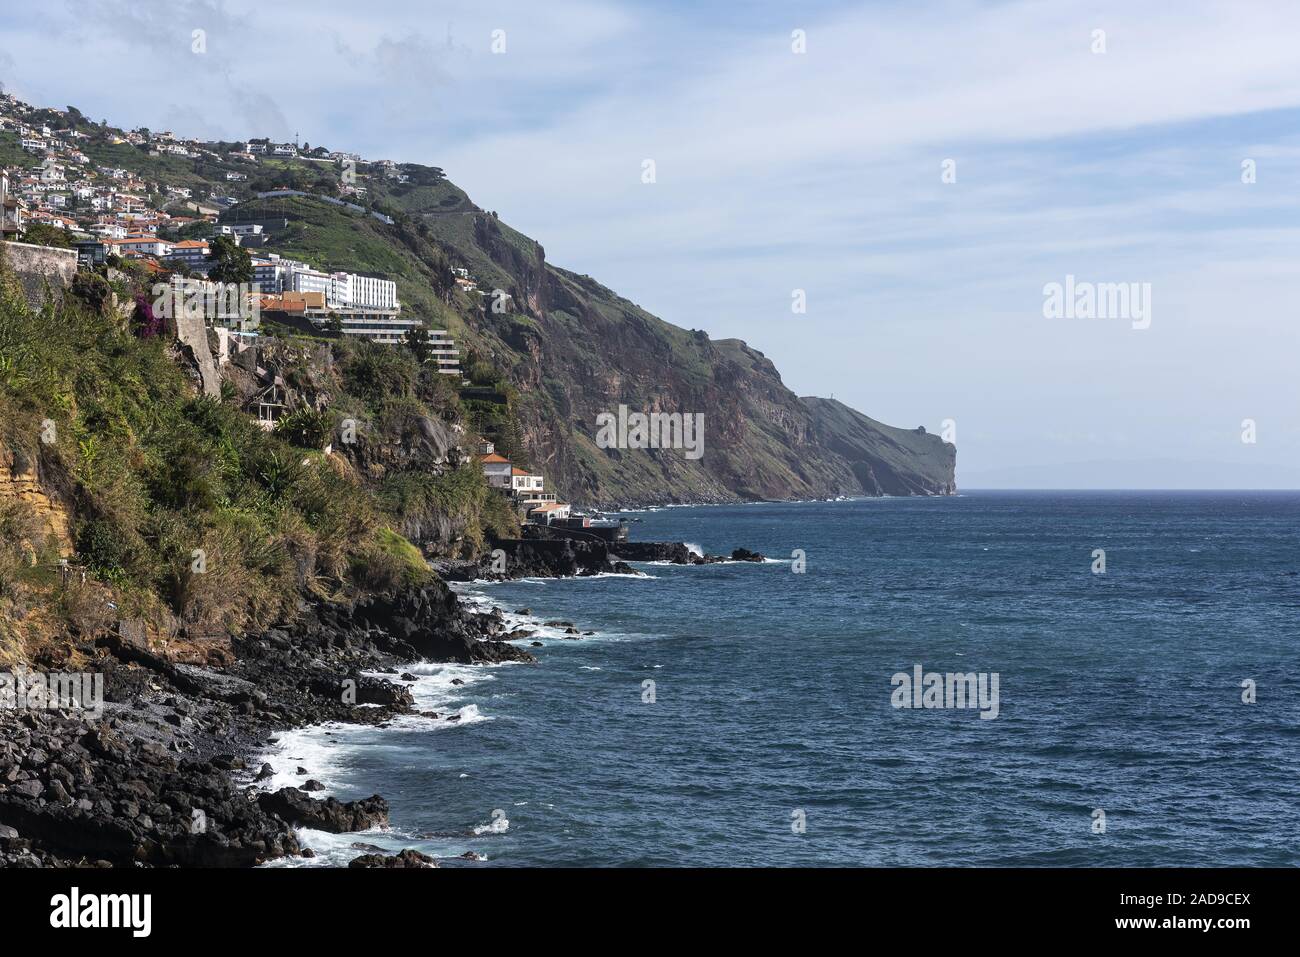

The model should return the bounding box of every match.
[473,813,510,835]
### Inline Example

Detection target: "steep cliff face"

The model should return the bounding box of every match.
[801,397,957,496]
[410,203,956,506]
[222,170,956,506]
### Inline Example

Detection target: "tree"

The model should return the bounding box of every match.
[206,235,252,284]
[20,223,72,249]
[404,326,433,363]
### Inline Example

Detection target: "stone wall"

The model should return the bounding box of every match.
[171,312,222,397]
[0,241,78,308]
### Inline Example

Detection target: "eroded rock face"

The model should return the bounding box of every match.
[801,397,957,497]
[433,216,955,507]
[170,312,222,398]
[438,537,634,583]
[307,582,536,665]
[0,441,73,556]
[612,541,695,564]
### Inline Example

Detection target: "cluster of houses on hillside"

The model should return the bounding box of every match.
[0,92,474,362]
[1,92,578,515]
[0,94,243,239]
[476,439,572,524]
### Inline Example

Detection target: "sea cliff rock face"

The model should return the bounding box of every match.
[421,212,956,506]
[801,397,957,496]
[0,441,72,556]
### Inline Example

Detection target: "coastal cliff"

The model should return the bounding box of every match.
[224,185,957,507]
[393,199,958,506]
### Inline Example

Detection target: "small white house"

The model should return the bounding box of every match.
[510,468,544,495]
[480,453,513,489]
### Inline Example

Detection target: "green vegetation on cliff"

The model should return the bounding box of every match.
[0,247,510,656]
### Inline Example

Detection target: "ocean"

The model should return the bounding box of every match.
[258,491,1300,867]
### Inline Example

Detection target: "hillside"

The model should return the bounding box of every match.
[4,98,956,505]
[801,397,957,496]
[224,183,957,505]
[385,194,956,505]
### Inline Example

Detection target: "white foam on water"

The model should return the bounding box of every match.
[473,814,509,835]
[261,824,486,868]
[683,542,704,557]
[248,721,373,795]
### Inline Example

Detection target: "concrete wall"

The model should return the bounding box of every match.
[1,240,78,307]
[172,312,222,397]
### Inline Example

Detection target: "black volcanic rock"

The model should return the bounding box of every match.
[257,787,389,833]
[349,848,437,868]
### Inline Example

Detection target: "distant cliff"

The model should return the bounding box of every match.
[397,198,957,505]
[801,397,956,496]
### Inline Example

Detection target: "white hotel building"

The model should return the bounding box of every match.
[250,253,448,348]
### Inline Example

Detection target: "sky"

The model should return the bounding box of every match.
[2,0,1298,488]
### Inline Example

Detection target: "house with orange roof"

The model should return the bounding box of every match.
[526,501,571,523]
[510,466,544,496]
[109,236,174,257]
[166,238,211,270]
[479,452,513,489]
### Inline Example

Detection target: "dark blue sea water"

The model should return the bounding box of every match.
[259,492,1300,867]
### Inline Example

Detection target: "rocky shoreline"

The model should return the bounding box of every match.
[2,536,755,868]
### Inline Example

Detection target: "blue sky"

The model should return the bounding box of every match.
[3,0,1298,487]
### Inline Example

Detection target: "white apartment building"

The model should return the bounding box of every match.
[425,329,462,375]
[287,264,332,298]
[328,272,399,311]
[110,236,175,257]
[167,239,211,270]
[89,222,127,239]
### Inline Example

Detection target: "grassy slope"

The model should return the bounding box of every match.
[0,251,510,655]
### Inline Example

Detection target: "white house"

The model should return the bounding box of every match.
[510,468,545,495]
[166,239,211,270]
[527,502,572,523]
[480,453,513,489]
[110,236,175,257]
